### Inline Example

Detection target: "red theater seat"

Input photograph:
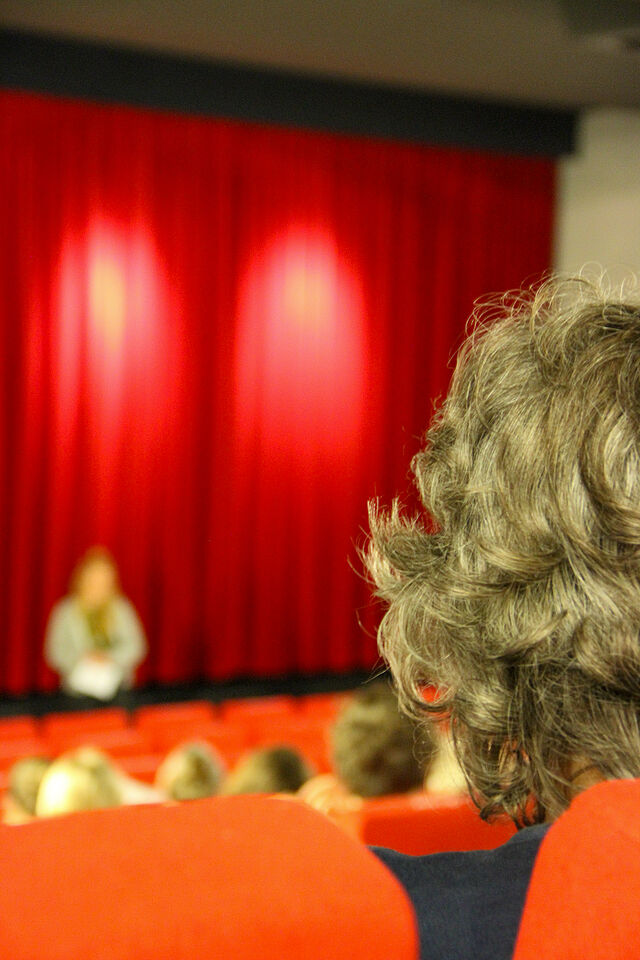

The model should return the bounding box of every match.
[118,753,165,784]
[328,792,516,856]
[245,716,332,772]
[0,737,52,770]
[514,779,640,960]
[0,715,39,740]
[42,707,129,740]
[134,700,217,730]
[299,692,351,721]
[46,727,153,759]
[148,720,247,764]
[221,695,296,724]
[0,796,417,960]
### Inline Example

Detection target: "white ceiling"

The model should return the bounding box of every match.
[2,0,640,108]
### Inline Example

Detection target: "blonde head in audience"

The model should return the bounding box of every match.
[155,741,224,801]
[366,275,640,825]
[331,682,432,798]
[3,756,52,824]
[222,745,314,795]
[36,747,121,817]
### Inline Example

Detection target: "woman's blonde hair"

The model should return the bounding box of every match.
[69,546,119,596]
[35,748,121,817]
[366,276,640,825]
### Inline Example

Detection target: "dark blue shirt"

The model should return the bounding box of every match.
[373,824,549,960]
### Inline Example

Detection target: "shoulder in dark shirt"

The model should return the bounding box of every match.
[373,824,549,960]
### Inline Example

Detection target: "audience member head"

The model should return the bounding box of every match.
[4,756,52,824]
[70,546,119,611]
[222,746,314,795]
[331,682,432,798]
[366,275,640,825]
[155,741,224,801]
[35,747,121,817]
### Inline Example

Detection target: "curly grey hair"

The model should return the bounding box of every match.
[366,276,640,825]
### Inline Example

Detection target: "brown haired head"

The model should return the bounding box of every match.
[331,682,433,798]
[366,275,640,825]
[221,746,314,796]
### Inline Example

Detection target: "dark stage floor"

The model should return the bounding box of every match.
[0,669,379,718]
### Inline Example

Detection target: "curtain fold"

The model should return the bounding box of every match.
[0,90,554,693]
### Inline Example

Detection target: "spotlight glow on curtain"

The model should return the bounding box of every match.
[0,90,555,693]
[235,226,366,468]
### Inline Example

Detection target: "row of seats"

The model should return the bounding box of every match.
[0,694,515,855]
[0,693,349,782]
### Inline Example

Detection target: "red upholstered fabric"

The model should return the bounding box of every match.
[514,779,640,960]
[242,716,332,773]
[0,737,51,770]
[41,707,129,739]
[118,753,164,783]
[299,692,351,721]
[45,727,152,759]
[0,715,39,740]
[148,720,247,763]
[330,792,516,856]
[221,695,296,724]
[134,700,217,729]
[0,796,417,960]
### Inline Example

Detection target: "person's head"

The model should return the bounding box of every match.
[331,682,432,798]
[155,741,225,801]
[70,547,119,610]
[366,276,640,825]
[4,756,52,824]
[221,746,314,796]
[35,747,121,817]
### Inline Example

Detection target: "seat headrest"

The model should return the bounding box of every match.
[514,779,640,960]
[0,795,417,960]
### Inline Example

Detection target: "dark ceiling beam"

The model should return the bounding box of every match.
[0,28,576,156]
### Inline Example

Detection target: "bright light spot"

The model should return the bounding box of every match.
[89,256,126,351]
[235,225,367,470]
[283,264,333,332]
[55,218,167,434]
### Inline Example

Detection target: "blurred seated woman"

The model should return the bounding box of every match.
[3,756,52,824]
[44,547,147,700]
[155,741,225,801]
[221,745,313,796]
[299,682,434,815]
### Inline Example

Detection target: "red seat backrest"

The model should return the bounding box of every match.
[330,792,516,855]
[514,779,640,960]
[46,727,153,759]
[134,700,217,729]
[298,692,351,721]
[0,737,52,771]
[42,707,129,739]
[221,695,296,724]
[149,719,247,763]
[0,715,39,740]
[0,796,418,960]
[118,752,165,784]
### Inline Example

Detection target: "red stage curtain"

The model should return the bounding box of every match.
[0,90,555,694]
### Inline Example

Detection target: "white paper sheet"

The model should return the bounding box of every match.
[67,657,123,701]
